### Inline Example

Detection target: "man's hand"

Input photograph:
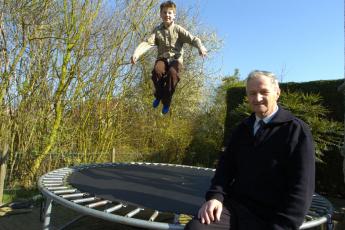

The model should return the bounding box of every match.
[198,199,223,224]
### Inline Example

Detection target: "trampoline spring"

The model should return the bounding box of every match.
[49,172,67,175]
[304,215,314,221]
[56,168,72,172]
[307,210,319,217]
[43,183,64,187]
[60,193,86,199]
[149,210,159,221]
[311,201,328,206]
[43,180,64,183]
[178,214,193,224]
[43,178,64,181]
[86,200,111,208]
[49,171,69,175]
[125,208,143,218]
[46,186,69,190]
[309,205,328,213]
[312,207,328,212]
[47,171,71,176]
[44,175,65,180]
[72,197,97,204]
[104,204,125,213]
[45,174,65,177]
[53,189,77,195]
[44,178,64,181]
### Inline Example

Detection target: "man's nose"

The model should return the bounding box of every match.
[255,93,263,101]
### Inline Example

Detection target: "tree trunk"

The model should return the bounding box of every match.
[29,0,102,182]
[0,144,9,205]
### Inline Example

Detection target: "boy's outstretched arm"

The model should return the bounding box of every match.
[176,25,207,59]
[130,41,154,65]
[130,33,156,65]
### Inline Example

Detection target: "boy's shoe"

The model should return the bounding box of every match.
[162,105,170,114]
[152,98,160,108]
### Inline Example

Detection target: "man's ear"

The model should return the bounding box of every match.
[276,87,281,99]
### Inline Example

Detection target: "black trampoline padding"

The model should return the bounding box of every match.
[68,164,214,215]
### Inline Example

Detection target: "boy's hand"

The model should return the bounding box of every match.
[130,56,137,64]
[154,60,166,79]
[199,47,208,58]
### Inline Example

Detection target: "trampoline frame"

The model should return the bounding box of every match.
[38,162,333,230]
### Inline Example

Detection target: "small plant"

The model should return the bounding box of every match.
[2,187,39,204]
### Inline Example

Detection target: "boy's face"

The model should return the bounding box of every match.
[160,7,175,26]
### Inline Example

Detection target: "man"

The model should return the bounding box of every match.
[185,70,315,230]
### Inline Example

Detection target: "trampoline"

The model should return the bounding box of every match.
[38,162,334,230]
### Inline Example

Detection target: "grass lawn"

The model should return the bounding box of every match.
[1,188,40,206]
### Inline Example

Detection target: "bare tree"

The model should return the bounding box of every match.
[0,0,220,187]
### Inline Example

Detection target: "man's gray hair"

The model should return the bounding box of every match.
[246,70,280,89]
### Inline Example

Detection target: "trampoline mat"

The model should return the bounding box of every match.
[68,164,214,215]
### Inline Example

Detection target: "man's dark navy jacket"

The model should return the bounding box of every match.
[206,107,315,230]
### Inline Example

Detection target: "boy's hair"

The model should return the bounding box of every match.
[160,1,176,12]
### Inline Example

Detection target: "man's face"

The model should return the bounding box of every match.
[160,7,176,26]
[246,76,280,118]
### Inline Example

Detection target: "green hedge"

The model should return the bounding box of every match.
[280,80,344,121]
[224,79,345,197]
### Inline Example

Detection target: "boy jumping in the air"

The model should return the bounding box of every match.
[131,1,207,114]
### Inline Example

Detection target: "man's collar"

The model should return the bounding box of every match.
[244,105,295,128]
[255,105,279,124]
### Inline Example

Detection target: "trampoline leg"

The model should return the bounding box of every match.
[42,197,53,230]
[327,214,334,230]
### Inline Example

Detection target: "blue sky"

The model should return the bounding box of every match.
[175,0,344,83]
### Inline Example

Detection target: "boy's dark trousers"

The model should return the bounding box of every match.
[151,58,182,107]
